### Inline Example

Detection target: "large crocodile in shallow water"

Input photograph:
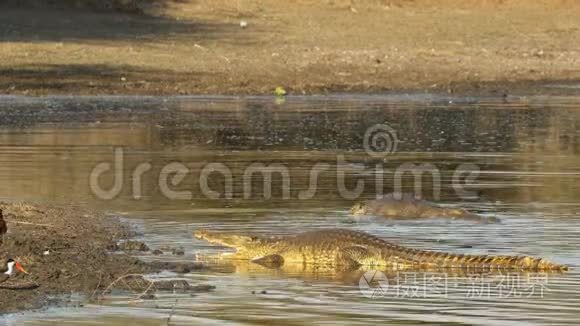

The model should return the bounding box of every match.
[194,228,567,272]
[350,193,500,223]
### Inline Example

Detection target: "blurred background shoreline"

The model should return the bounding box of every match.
[1,0,579,96]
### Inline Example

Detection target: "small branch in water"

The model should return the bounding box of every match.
[136,278,155,298]
[98,273,151,302]
[163,299,178,326]
[89,271,103,301]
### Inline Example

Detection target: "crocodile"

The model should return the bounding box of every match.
[350,193,500,223]
[194,228,567,272]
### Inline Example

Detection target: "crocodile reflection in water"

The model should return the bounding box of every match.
[193,257,558,290]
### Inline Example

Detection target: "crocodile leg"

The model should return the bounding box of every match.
[251,254,285,268]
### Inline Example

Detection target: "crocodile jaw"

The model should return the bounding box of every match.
[194,229,254,252]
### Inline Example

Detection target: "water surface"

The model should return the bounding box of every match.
[0,95,579,325]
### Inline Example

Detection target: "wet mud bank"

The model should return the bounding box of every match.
[0,201,202,314]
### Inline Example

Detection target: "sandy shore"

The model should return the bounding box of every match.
[0,0,579,96]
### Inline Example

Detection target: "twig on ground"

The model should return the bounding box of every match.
[194,43,231,64]
[7,221,56,227]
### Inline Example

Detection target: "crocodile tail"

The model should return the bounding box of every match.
[385,247,568,271]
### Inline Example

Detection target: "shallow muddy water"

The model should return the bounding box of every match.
[1,95,580,325]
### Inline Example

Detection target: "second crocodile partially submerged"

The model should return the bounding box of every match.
[194,228,567,272]
[351,193,500,223]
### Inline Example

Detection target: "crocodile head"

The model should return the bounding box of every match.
[194,229,280,259]
[194,229,256,250]
[350,202,370,216]
[444,207,474,217]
